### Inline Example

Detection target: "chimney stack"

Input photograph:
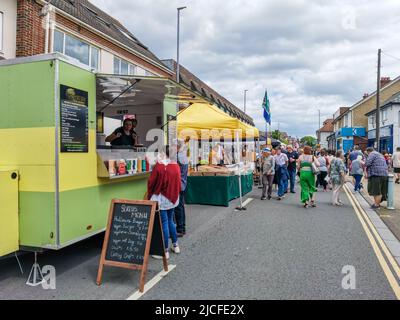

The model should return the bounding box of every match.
[380,77,391,88]
[363,93,369,99]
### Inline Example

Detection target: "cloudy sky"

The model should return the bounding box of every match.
[91,0,400,137]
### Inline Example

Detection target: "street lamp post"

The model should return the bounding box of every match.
[244,89,248,113]
[176,7,187,83]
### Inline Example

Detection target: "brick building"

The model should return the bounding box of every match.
[1,0,173,77]
[331,77,400,152]
[1,0,253,124]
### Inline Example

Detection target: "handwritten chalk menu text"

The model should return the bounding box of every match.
[105,203,151,265]
[60,85,88,153]
[96,200,168,292]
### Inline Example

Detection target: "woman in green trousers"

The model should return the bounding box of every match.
[297,146,318,208]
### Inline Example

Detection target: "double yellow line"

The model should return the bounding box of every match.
[344,184,400,299]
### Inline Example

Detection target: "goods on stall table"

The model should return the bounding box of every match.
[198,165,234,175]
[105,157,150,177]
[197,165,230,173]
[189,165,235,177]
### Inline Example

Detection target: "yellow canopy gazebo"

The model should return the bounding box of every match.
[177,103,259,210]
[177,103,259,140]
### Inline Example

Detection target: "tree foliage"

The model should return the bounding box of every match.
[300,136,317,147]
[271,130,288,144]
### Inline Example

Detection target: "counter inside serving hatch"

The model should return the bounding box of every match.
[97,146,152,179]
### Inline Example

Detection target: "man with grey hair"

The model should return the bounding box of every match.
[174,139,189,237]
[365,147,389,209]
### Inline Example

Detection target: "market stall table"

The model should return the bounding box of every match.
[185,173,254,207]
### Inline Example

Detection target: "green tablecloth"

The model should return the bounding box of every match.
[185,173,253,207]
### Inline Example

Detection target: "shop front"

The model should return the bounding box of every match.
[336,127,366,153]
[368,125,394,153]
[0,53,205,256]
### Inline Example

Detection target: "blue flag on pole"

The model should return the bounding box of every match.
[262,90,271,125]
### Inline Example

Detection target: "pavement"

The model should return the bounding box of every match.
[356,177,400,241]
[0,183,399,300]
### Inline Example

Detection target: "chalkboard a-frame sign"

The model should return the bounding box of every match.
[96,200,168,292]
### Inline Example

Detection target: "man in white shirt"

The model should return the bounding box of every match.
[274,147,289,166]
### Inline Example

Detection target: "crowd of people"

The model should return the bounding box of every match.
[259,144,400,209]
[145,141,400,259]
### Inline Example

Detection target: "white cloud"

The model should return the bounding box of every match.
[91,0,400,137]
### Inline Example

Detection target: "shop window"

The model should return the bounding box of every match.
[0,12,3,52]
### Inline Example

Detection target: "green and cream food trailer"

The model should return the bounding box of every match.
[0,53,205,257]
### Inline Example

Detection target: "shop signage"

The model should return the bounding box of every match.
[96,200,167,292]
[60,85,88,153]
[338,127,366,138]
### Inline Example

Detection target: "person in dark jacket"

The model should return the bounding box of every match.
[286,145,299,193]
[174,139,189,237]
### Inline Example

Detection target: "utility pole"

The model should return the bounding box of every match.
[376,49,381,152]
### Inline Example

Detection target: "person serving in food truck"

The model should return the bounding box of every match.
[105,118,139,146]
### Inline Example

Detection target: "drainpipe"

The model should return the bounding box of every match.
[41,2,54,54]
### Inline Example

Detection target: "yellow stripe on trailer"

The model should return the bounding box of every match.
[0,170,19,257]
